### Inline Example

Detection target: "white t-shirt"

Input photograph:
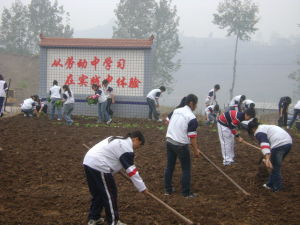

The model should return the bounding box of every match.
[0,80,7,97]
[49,85,61,99]
[21,98,35,110]
[146,89,162,101]
[294,100,300,109]
[63,90,75,104]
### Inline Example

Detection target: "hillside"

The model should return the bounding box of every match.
[0,52,39,104]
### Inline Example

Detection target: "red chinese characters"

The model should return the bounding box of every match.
[65,56,75,69]
[128,77,141,88]
[117,77,127,88]
[65,74,75,85]
[90,75,101,86]
[105,74,113,83]
[52,58,63,67]
[78,74,89,87]
[103,57,113,70]
[77,59,88,68]
[117,59,126,70]
[91,56,100,71]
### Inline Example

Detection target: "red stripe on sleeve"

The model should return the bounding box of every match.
[261,145,270,149]
[128,168,137,177]
[188,134,197,138]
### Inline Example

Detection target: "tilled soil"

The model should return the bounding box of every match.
[0,115,300,225]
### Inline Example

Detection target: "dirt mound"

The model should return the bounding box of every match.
[0,52,39,104]
[0,115,300,225]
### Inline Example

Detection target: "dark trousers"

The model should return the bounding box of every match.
[147,97,159,120]
[288,109,300,127]
[278,107,288,126]
[164,142,191,196]
[0,97,4,114]
[107,98,113,116]
[84,165,119,225]
[267,144,291,191]
[36,105,48,114]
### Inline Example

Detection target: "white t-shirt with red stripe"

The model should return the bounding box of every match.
[166,105,198,144]
[83,137,146,192]
[254,125,292,155]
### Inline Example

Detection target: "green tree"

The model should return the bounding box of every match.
[28,0,73,53]
[213,0,259,100]
[113,0,181,91]
[153,0,181,91]
[0,0,31,54]
[113,0,156,39]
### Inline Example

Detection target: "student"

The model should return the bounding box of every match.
[164,94,201,198]
[205,104,220,126]
[247,118,292,192]
[21,95,38,117]
[92,84,111,124]
[0,74,8,117]
[83,131,148,225]
[102,79,115,119]
[278,96,291,127]
[35,95,48,117]
[146,86,166,122]
[287,100,300,128]
[205,84,220,106]
[229,95,246,112]
[62,85,75,125]
[49,80,62,120]
[217,108,255,165]
[242,99,255,111]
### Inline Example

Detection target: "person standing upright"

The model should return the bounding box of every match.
[0,74,8,117]
[49,80,62,120]
[92,84,111,124]
[146,86,166,122]
[287,99,300,129]
[62,85,75,126]
[205,84,220,106]
[102,79,115,120]
[278,96,291,127]
[164,94,201,198]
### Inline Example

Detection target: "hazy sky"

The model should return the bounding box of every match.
[1,0,300,42]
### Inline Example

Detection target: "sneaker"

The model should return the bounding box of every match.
[164,187,175,196]
[106,118,112,124]
[223,161,234,166]
[57,118,61,121]
[183,193,198,198]
[263,184,271,190]
[116,221,127,225]
[88,218,104,225]
[157,119,163,122]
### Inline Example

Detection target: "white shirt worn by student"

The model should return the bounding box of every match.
[21,98,36,110]
[146,89,162,103]
[254,125,293,155]
[63,90,75,104]
[83,137,146,192]
[49,85,61,99]
[294,100,300,109]
[229,95,243,107]
[0,80,8,97]
[205,88,216,105]
[103,86,114,99]
[166,105,198,145]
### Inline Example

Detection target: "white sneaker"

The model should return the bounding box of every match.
[57,118,61,121]
[88,218,104,225]
[263,184,271,190]
[106,119,112,124]
[157,119,162,122]
[116,221,127,225]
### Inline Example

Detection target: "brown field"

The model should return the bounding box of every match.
[0,115,300,225]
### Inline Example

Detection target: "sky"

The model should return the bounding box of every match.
[0,0,300,42]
